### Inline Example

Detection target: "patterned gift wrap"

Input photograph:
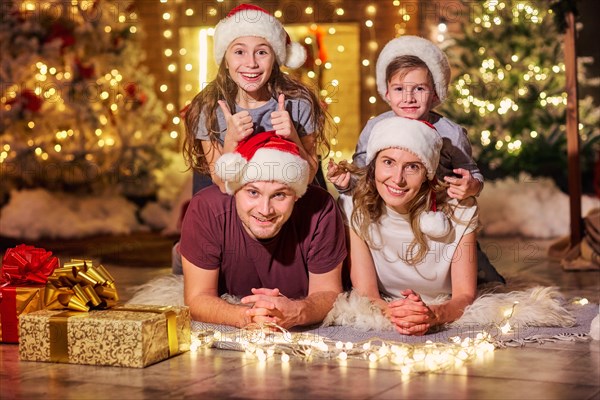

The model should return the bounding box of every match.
[19,305,191,368]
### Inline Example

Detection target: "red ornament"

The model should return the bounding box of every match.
[125,82,137,97]
[6,90,43,113]
[138,93,147,106]
[75,58,95,79]
[309,26,328,64]
[124,83,147,106]
[45,23,76,52]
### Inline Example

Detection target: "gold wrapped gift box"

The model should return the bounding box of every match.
[0,286,45,343]
[19,305,191,368]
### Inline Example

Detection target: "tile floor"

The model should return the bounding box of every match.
[1,233,599,399]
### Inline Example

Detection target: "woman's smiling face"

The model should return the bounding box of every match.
[374,147,427,214]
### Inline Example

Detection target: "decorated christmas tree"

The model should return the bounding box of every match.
[439,0,600,193]
[0,0,168,202]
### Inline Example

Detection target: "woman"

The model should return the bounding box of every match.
[339,117,479,335]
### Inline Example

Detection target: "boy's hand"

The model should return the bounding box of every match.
[218,100,253,144]
[326,159,352,190]
[271,94,298,139]
[444,168,481,200]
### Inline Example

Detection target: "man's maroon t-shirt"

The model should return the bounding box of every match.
[180,185,347,299]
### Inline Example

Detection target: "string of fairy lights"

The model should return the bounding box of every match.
[1,0,149,172]
[450,1,582,155]
[187,297,590,373]
[2,1,586,172]
[156,0,418,160]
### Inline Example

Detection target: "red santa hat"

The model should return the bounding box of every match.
[215,131,310,197]
[213,4,307,69]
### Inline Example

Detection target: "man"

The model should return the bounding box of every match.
[180,131,346,329]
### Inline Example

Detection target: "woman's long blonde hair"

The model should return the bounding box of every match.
[349,155,451,266]
[183,59,331,175]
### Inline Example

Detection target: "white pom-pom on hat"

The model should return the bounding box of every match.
[420,210,451,239]
[285,41,308,69]
[214,152,247,195]
[213,4,306,69]
[419,189,451,239]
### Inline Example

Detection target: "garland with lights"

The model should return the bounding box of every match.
[191,323,496,375]
[159,1,416,164]
[187,296,593,373]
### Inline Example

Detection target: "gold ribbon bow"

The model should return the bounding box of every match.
[44,259,119,312]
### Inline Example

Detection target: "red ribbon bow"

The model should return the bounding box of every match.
[1,244,59,286]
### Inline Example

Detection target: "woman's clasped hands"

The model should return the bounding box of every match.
[386,289,437,336]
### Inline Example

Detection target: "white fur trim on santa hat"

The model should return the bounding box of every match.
[215,147,310,197]
[215,152,247,195]
[213,5,306,69]
[376,36,451,106]
[366,117,442,180]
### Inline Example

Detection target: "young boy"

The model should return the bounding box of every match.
[328,36,504,285]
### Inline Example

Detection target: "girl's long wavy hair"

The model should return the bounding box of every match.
[349,156,452,266]
[183,60,331,175]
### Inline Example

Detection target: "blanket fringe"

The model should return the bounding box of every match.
[495,333,590,348]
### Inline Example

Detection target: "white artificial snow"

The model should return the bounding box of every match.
[139,201,171,231]
[0,173,598,240]
[0,188,144,240]
[478,174,599,238]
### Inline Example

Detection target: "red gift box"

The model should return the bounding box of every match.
[0,244,58,343]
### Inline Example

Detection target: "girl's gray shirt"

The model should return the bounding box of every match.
[196,97,314,143]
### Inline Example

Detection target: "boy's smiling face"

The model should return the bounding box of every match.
[385,67,437,120]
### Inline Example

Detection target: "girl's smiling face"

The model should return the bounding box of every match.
[225,36,275,105]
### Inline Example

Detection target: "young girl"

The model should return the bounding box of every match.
[183,4,330,193]
[340,117,479,335]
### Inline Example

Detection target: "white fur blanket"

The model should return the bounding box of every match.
[321,287,576,331]
[127,275,596,342]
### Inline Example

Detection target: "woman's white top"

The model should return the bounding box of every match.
[339,195,479,303]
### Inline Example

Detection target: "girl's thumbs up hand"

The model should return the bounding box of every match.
[219,100,253,144]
